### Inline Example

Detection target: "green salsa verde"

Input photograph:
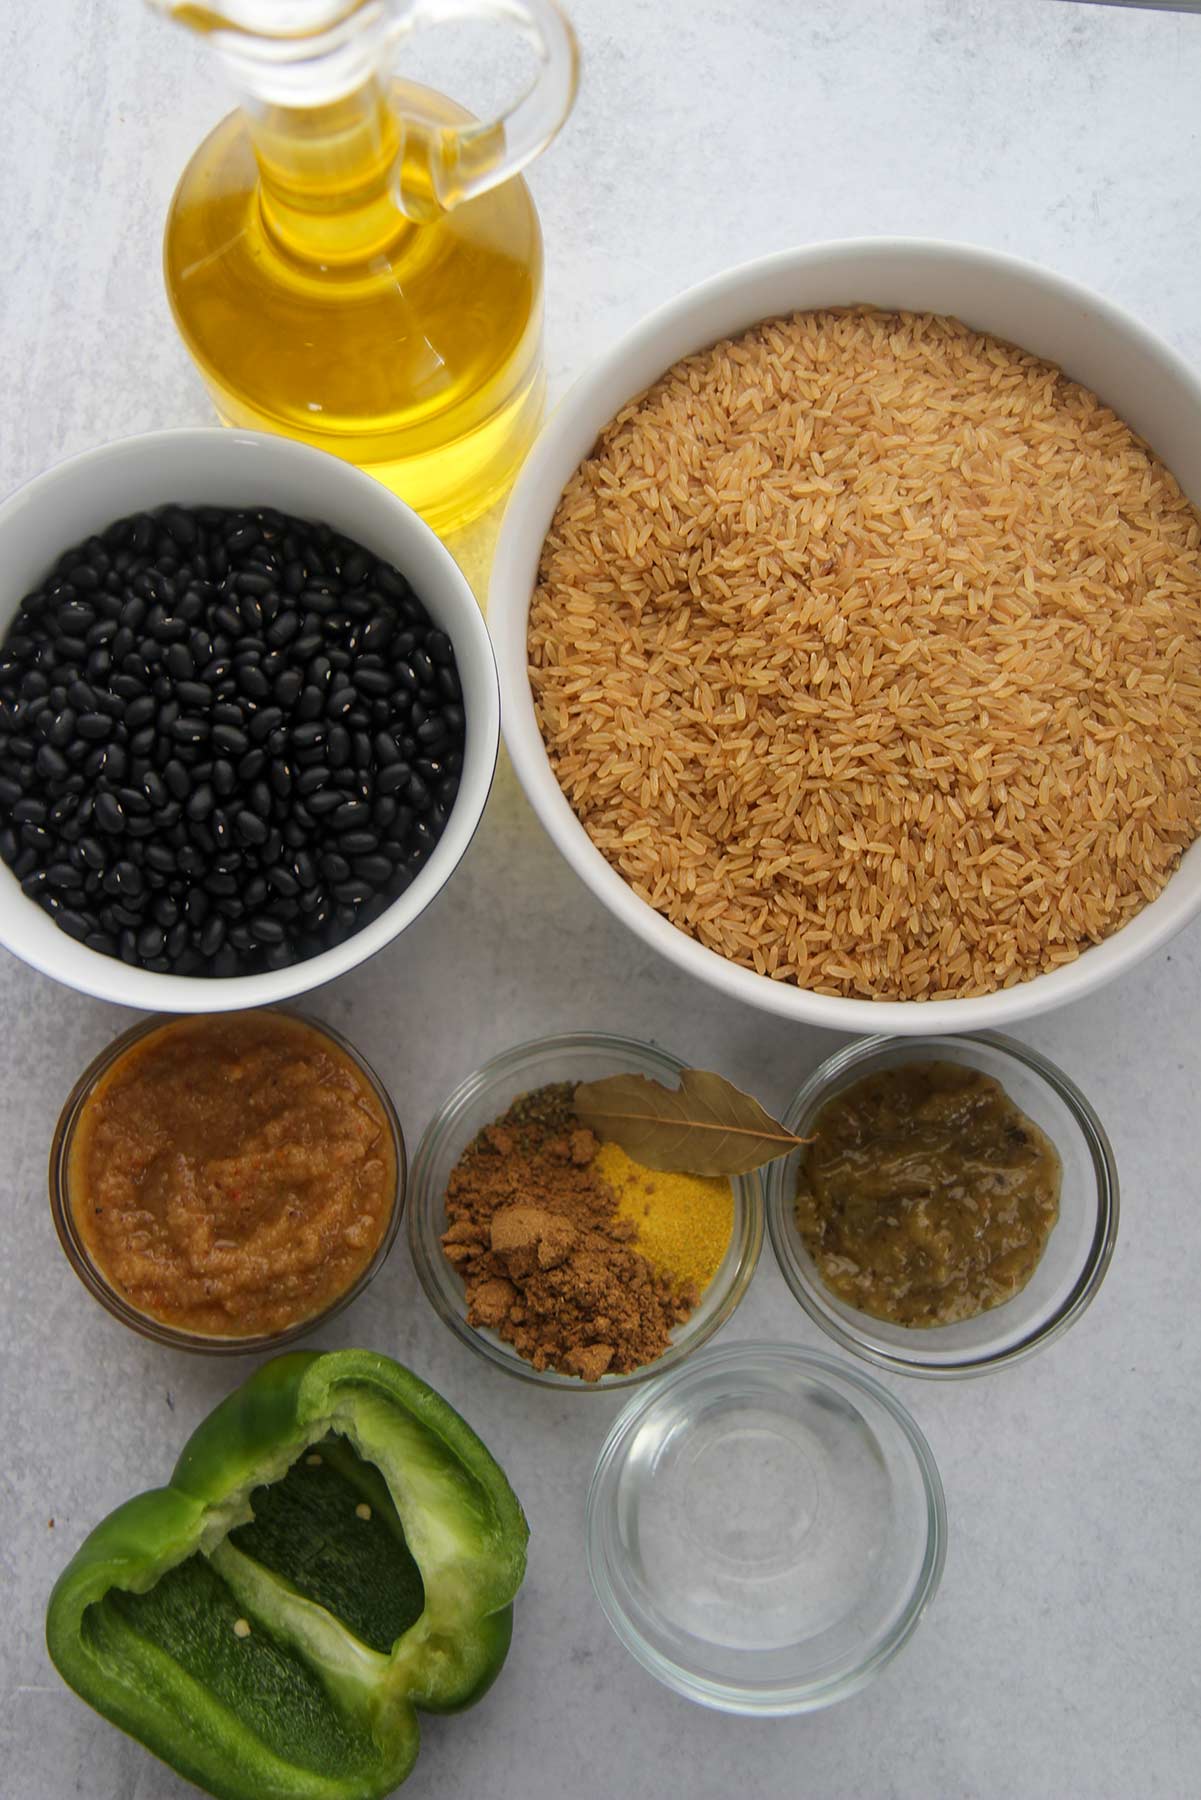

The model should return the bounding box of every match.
[795,1062,1061,1327]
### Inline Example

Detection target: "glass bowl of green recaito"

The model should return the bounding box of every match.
[407,1031,764,1391]
[765,1032,1119,1379]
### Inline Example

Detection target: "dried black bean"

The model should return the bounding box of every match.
[318,849,350,884]
[186,783,215,822]
[164,642,193,681]
[36,744,69,782]
[176,680,212,710]
[142,769,167,808]
[340,828,379,856]
[266,610,300,648]
[378,762,410,795]
[359,614,394,655]
[0,502,463,976]
[117,785,150,817]
[163,758,190,801]
[295,683,325,722]
[212,722,249,755]
[249,705,284,744]
[236,665,271,708]
[234,809,269,846]
[353,666,392,699]
[235,572,273,598]
[241,912,281,945]
[331,799,370,831]
[353,853,393,885]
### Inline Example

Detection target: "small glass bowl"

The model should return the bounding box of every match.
[586,1340,946,1713]
[407,1031,764,1390]
[49,1010,406,1355]
[765,1033,1119,1379]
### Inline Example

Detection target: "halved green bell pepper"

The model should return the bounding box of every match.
[46,1350,528,1800]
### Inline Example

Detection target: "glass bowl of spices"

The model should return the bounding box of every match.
[407,1033,764,1389]
[49,1009,405,1353]
[765,1033,1119,1379]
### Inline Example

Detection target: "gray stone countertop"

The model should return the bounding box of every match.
[1,2,1199,1796]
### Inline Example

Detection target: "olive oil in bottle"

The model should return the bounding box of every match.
[156,2,578,534]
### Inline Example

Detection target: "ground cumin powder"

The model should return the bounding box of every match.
[441,1084,698,1380]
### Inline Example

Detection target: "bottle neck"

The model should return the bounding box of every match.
[247,78,411,265]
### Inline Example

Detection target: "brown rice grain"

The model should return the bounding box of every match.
[527,307,1201,1001]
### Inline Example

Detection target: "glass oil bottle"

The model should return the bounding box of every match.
[154,0,578,533]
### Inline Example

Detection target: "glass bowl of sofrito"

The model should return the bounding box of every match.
[407,1032,764,1390]
[49,1009,405,1352]
[765,1033,1118,1379]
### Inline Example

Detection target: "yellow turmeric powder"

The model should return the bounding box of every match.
[593,1140,734,1293]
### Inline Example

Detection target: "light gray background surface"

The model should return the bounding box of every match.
[2,2,1200,1796]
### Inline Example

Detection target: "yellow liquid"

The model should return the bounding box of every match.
[164,81,545,534]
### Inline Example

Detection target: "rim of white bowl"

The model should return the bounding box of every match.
[490,236,1201,1033]
[0,427,499,1010]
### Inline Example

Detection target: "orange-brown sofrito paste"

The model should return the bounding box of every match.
[68,1012,397,1338]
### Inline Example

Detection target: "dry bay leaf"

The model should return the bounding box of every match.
[574,1068,804,1177]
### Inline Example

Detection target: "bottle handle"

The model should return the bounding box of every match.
[389,0,579,219]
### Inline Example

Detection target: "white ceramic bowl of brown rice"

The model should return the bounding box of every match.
[489,240,1201,1032]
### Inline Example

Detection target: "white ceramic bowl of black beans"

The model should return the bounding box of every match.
[0,428,499,1009]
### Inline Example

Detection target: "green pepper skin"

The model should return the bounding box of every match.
[46,1351,529,1800]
